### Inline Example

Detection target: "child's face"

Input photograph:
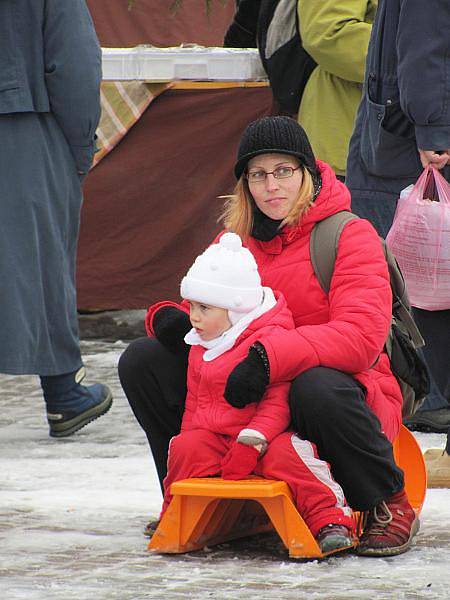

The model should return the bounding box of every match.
[188,301,231,341]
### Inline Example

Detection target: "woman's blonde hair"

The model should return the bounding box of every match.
[220,165,315,240]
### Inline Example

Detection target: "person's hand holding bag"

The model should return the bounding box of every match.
[418,148,450,170]
[221,441,260,480]
[386,165,450,310]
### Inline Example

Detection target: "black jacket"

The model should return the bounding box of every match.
[346,0,450,214]
[223,0,260,48]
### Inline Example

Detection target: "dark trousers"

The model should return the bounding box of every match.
[289,368,403,510]
[413,307,450,405]
[118,338,404,510]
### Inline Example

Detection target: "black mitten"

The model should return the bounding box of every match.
[152,306,191,354]
[224,343,270,408]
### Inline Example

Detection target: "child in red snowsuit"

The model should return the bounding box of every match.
[147,233,356,553]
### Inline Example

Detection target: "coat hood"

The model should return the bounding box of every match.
[302,160,352,227]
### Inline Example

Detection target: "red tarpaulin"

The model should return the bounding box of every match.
[78,86,273,309]
[86,0,236,48]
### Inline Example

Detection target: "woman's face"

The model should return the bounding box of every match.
[247,153,303,221]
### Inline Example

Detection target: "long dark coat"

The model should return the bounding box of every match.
[345,0,450,409]
[345,0,450,238]
[0,0,101,374]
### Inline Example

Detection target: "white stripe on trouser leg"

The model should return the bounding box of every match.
[291,433,352,516]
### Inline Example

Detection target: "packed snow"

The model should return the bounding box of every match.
[1,341,449,599]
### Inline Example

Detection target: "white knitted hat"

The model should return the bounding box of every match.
[180,233,263,314]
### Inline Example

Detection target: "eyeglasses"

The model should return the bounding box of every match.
[246,165,301,183]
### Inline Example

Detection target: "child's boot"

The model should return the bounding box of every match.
[316,524,354,554]
[40,367,113,438]
[144,518,160,538]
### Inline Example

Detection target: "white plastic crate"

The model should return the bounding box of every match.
[102,46,267,82]
[101,47,141,80]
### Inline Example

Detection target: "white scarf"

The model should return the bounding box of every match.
[184,287,276,361]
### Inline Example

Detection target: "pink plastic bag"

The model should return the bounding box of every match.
[386,166,450,310]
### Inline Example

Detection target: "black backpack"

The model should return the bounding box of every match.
[257,0,317,115]
[310,211,430,418]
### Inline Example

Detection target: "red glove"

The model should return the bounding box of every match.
[221,442,260,480]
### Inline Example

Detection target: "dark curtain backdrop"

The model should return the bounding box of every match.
[86,0,236,47]
[78,87,273,309]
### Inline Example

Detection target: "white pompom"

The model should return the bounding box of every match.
[220,232,242,252]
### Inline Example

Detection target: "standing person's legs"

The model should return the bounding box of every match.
[405,308,450,430]
[118,337,187,491]
[350,179,449,431]
[0,113,112,436]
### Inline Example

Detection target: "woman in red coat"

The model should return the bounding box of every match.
[119,116,418,556]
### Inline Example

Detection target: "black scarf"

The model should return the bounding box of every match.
[251,205,283,241]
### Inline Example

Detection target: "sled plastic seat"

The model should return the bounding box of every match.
[149,425,426,559]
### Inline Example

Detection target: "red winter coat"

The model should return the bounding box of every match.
[147,292,294,442]
[146,161,402,441]
[244,161,402,441]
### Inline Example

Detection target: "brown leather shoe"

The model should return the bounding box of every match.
[356,489,419,556]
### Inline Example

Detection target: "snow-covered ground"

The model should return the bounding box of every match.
[1,340,449,600]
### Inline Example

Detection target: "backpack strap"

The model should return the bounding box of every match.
[311,211,425,350]
[382,247,425,349]
[310,211,359,294]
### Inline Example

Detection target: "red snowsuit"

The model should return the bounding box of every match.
[150,293,355,537]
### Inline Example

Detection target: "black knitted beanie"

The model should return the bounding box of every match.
[234,116,318,180]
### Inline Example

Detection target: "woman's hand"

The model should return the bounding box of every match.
[152,306,191,354]
[419,149,450,170]
[221,441,260,480]
[224,343,269,408]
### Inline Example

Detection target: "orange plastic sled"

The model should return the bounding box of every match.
[392,424,427,513]
[149,425,426,559]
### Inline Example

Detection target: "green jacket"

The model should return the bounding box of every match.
[297,0,377,176]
